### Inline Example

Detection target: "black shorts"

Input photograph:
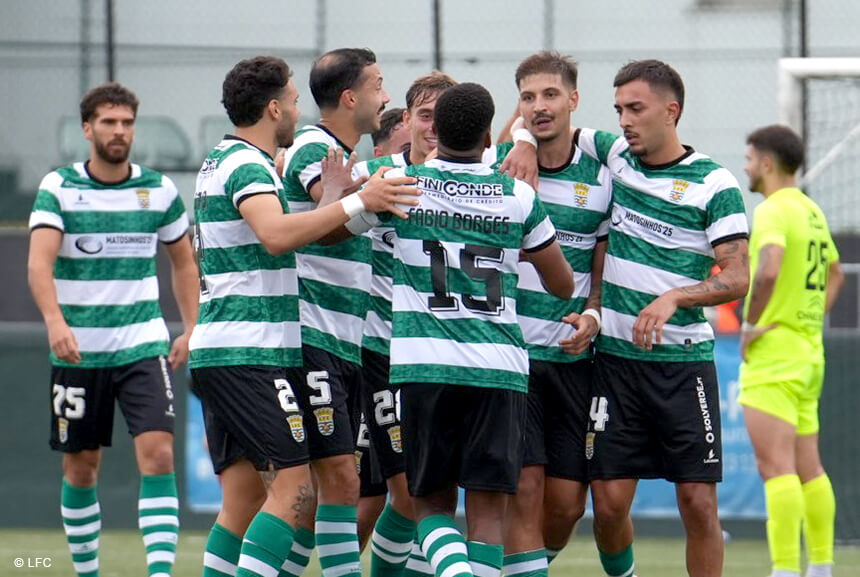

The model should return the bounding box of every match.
[49,356,175,452]
[191,365,309,473]
[355,412,387,498]
[523,359,592,481]
[401,382,525,496]
[295,346,362,460]
[361,348,406,481]
[588,353,722,483]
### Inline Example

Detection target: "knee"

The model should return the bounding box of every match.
[317,458,360,504]
[516,469,544,505]
[677,485,718,522]
[141,444,175,475]
[547,497,585,526]
[63,452,100,487]
[592,496,629,526]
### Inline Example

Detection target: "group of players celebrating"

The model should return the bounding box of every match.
[29,42,843,577]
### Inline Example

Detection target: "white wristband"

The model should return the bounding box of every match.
[512,127,538,148]
[340,193,366,219]
[344,211,381,235]
[581,308,601,331]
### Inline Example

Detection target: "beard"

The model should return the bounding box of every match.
[94,139,130,164]
[276,124,295,149]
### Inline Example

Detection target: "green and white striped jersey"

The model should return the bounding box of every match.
[188,137,300,369]
[386,158,556,393]
[352,151,410,357]
[486,140,612,363]
[577,128,749,362]
[29,162,188,368]
[282,125,372,365]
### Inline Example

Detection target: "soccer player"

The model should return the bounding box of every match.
[280,47,391,577]
[372,107,411,158]
[738,125,844,577]
[190,56,418,577]
[385,82,574,577]
[353,71,457,577]
[483,52,613,577]
[27,82,199,577]
[577,60,750,577]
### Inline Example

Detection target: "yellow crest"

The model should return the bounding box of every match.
[136,188,151,209]
[670,179,689,202]
[354,450,363,474]
[286,414,305,443]
[58,417,69,444]
[387,425,403,454]
[574,183,590,207]
[313,407,335,436]
[585,431,595,460]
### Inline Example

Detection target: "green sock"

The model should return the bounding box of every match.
[62,480,100,577]
[417,515,470,577]
[765,474,803,573]
[545,547,561,565]
[503,549,548,577]
[203,523,242,577]
[598,544,635,577]
[467,541,503,577]
[371,504,416,577]
[402,537,433,577]
[237,512,295,577]
[139,473,180,577]
[316,505,361,577]
[802,474,835,569]
[279,527,315,577]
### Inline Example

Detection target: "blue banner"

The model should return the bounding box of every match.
[185,336,766,518]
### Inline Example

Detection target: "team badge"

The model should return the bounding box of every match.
[585,432,595,460]
[314,407,335,436]
[136,188,151,209]
[574,183,590,207]
[287,414,305,443]
[58,417,69,444]
[669,179,689,203]
[354,450,363,474]
[387,425,403,454]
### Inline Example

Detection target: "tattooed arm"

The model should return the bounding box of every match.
[743,243,783,324]
[632,238,750,349]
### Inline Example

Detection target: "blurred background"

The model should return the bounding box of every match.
[1,0,858,548]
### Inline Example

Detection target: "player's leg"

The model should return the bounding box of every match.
[590,479,637,577]
[796,363,834,577]
[359,494,387,550]
[541,360,592,564]
[297,347,363,577]
[117,357,179,577]
[356,409,388,553]
[675,482,723,577]
[741,372,803,577]
[52,366,110,577]
[363,348,416,577]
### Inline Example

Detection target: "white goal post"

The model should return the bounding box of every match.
[778,57,860,186]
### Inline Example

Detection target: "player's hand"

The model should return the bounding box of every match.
[740,322,778,362]
[559,312,599,356]
[633,291,679,350]
[357,167,420,219]
[321,148,366,201]
[274,148,286,176]
[499,140,539,191]
[167,331,191,370]
[47,318,81,364]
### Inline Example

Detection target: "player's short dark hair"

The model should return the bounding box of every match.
[434,82,494,152]
[614,59,685,124]
[515,51,578,89]
[310,48,377,110]
[372,108,406,146]
[222,56,291,127]
[80,82,139,123]
[747,124,805,174]
[405,71,457,111]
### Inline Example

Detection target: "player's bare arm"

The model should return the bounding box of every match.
[739,242,782,359]
[825,260,845,313]
[28,227,81,364]
[525,240,574,299]
[633,237,750,349]
[163,234,199,369]
[560,238,607,355]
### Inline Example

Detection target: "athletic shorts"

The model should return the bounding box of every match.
[588,353,722,483]
[50,356,175,452]
[191,365,309,473]
[361,348,406,480]
[738,358,825,435]
[355,411,387,497]
[295,346,362,460]
[523,359,592,481]
[401,382,525,496]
